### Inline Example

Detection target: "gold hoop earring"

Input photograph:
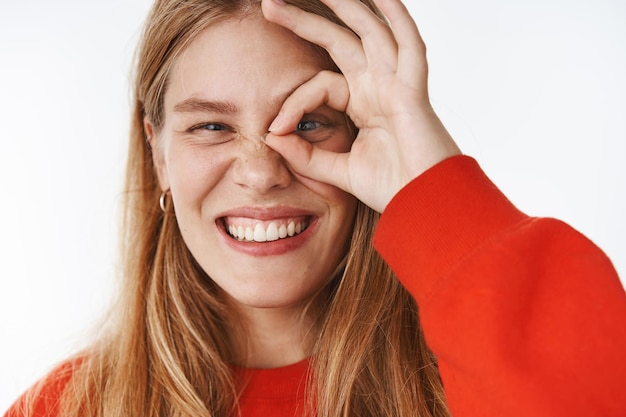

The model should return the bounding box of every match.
[159,190,170,213]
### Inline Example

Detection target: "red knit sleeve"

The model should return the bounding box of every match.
[374,155,626,416]
[3,361,74,417]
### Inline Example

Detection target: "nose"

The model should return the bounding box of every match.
[232,133,292,193]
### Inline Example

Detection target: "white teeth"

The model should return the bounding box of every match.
[266,222,279,241]
[253,223,266,242]
[226,219,309,242]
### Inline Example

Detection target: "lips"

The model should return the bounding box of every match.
[223,216,311,242]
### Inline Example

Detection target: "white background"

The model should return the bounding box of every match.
[1,0,624,412]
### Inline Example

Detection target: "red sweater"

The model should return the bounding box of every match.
[374,156,626,415]
[5,156,626,416]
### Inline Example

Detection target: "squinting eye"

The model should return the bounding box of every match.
[296,120,321,132]
[186,122,229,133]
[196,123,226,131]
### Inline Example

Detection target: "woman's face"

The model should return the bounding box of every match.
[149,13,357,309]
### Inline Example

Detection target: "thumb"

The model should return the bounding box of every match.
[265,132,351,193]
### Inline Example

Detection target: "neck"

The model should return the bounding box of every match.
[233,303,316,369]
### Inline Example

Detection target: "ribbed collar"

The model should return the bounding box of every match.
[234,359,310,400]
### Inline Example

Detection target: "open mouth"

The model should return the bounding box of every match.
[222,216,311,243]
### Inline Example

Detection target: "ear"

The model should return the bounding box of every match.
[144,117,170,191]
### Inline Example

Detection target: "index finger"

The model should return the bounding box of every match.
[269,70,350,135]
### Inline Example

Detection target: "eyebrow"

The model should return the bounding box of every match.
[172,82,320,116]
[173,98,238,114]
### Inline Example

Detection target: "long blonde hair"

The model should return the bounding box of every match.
[29,1,450,416]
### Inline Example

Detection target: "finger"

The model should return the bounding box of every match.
[318,0,399,70]
[269,71,349,135]
[264,131,351,192]
[376,0,427,83]
[261,0,366,75]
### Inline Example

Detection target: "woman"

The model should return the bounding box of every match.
[5,0,626,416]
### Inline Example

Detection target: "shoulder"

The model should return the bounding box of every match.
[4,360,79,417]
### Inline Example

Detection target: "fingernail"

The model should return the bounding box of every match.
[273,0,286,5]
[269,113,285,132]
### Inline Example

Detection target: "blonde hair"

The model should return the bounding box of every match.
[29,1,450,416]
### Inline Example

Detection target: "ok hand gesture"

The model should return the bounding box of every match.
[262,0,461,213]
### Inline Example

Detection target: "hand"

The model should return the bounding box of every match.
[262,0,461,213]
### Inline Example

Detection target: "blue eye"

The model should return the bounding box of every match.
[297,120,321,131]
[186,122,229,133]
[198,123,226,131]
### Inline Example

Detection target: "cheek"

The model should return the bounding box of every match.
[326,186,358,258]
[166,146,232,208]
[333,188,358,227]
[322,125,354,154]
[306,178,358,229]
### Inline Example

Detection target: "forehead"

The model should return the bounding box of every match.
[164,14,330,110]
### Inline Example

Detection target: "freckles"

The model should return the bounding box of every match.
[169,149,230,199]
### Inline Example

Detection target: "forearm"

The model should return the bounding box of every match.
[374,155,626,416]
